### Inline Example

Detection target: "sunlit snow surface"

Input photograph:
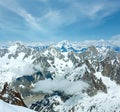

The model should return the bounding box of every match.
[55,72,120,112]
[0,100,35,112]
[32,71,120,112]
[0,41,120,111]
[0,51,35,87]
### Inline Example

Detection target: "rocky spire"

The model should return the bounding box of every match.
[0,82,27,107]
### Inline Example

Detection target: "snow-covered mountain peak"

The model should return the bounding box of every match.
[0,40,120,112]
[8,42,21,53]
[56,40,71,47]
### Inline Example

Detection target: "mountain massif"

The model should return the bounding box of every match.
[0,40,120,112]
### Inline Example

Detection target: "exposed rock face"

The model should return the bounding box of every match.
[101,52,120,84]
[83,60,107,95]
[82,70,107,96]
[68,51,79,64]
[0,48,8,57]
[30,91,70,112]
[65,59,107,96]
[1,42,120,112]
[12,71,45,97]
[0,82,26,107]
[81,46,99,60]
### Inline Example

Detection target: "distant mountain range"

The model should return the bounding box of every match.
[0,40,120,112]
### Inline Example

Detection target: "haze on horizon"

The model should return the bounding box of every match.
[0,0,120,42]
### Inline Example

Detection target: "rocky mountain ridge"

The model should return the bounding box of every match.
[0,40,120,111]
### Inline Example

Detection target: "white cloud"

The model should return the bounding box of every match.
[37,0,120,30]
[111,34,120,41]
[71,1,120,20]
[33,78,89,95]
[18,10,45,32]
[109,34,120,46]
[37,10,76,29]
[0,0,45,32]
[1,0,119,30]
[0,0,120,41]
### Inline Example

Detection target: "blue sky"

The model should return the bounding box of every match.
[0,0,120,42]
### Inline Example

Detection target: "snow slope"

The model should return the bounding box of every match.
[0,40,120,112]
[0,52,35,87]
[0,100,35,112]
[0,40,119,85]
[55,72,120,112]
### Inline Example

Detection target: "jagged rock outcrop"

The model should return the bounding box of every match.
[0,48,8,57]
[0,41,120,112]
[30,91,70,112]
[65,59,107,96]
[101,52,120,84]
[0,82,26,107]
[12,71,45,97]
[68,51,79,64]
